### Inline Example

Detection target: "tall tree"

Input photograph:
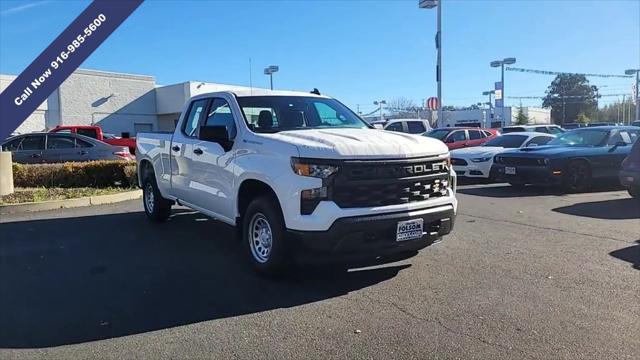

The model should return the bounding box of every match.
[387,97,417,112]
[542,74,597,125]
[515,106,529,125]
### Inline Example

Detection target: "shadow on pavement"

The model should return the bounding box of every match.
[552,198,640,220]
[0,210,409,348]
[458,182,624,199]
[609,240,640,270]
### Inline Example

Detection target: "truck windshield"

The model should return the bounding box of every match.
[236,96,369,133]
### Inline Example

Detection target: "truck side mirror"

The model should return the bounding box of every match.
[121,132,130,138]
[199,125,233,151]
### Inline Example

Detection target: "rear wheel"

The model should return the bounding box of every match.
[242,196,288,275]
[143,175,172,222]
[628,186,640,198]
[564,160,591,192]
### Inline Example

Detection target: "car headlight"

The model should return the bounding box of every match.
[470,156,492,163]
[291,158,339,178]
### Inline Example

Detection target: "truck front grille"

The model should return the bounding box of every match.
[330,157,450,208]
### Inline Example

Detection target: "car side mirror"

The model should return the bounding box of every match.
[199,125,233,151]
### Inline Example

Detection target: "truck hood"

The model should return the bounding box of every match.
[266,128,449,159]
[450,146,505,159]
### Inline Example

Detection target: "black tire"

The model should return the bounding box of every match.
[242,195,288,275]
[563,160,591,193]
[142,174,172,222]
[629,186,640,198]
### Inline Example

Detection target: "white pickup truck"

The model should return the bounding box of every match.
[136,89,457,274]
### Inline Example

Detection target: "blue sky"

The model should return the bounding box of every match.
[1,0,639,113]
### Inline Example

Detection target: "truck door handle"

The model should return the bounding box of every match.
[193,148,203,155]
[171,145,180,152]
[31,153,41,158]
[78,150,88,155]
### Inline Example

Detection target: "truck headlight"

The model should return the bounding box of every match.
[470,156,492,163]
[291,158,339,178]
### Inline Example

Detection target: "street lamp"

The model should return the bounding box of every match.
[625,69,640,122]
[374,100,387,122]
[418,0,442,127]
[263,65,279,90]
[490,57,516,125]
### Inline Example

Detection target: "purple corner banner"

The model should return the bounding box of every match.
[0,0,144,140]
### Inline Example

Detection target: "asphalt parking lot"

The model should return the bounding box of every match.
[1,183,638,359]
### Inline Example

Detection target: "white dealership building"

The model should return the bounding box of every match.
[0,68,258,136]
[1,68,552,136]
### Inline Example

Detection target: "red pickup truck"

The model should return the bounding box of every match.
[50,125,136,154]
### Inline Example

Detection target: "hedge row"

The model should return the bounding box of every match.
[12,160,138,188]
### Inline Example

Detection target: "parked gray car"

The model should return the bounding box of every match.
[1,132,134,164]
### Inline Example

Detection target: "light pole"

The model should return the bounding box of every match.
[263,65,279,90]
[483,90,495,127]
[625,69,640,122]
[419,0,442,127]
[490,57,516,125]
[374,100,386,122]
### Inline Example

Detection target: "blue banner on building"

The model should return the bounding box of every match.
[494,81,503,108]
[0,0,144,140]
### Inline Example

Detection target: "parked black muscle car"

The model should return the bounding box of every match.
[492,126,640,192]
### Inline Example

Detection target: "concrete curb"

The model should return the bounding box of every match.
[0,189,142,215]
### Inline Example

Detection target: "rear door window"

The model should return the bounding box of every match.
[449,130,467,142]
[47,136,76,149]
[76,138,94,148]
[468,130,483,140]
[407,121,426,134]
[534,127,549,133]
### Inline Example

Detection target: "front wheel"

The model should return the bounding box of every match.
[629,186,640,199]
[242,196,288,275]
[563,161,591,193]
[143,176,172,222]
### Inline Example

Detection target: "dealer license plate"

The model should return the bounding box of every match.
[396,219,424,242]
[505,166,516,175]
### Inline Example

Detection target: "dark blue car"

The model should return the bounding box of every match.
[492,126,640,192]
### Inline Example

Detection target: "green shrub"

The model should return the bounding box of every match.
[12,160,138,188]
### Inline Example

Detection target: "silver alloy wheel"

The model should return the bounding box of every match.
[248,213,273,263]
[144,182,155,213]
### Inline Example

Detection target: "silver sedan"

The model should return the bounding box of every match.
[1,132,134,164]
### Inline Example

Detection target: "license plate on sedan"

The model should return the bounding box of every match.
[396,219,424,242]
[505,166,516,175]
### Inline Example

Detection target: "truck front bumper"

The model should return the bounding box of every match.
[286,204,455,264]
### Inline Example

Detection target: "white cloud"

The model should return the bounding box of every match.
[1,1,51,16]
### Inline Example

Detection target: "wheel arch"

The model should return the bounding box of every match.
[236,179,282,223]
[137,159,154,188]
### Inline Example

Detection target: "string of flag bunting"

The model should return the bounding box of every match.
[507,93,629,100]
[505,67,633,79]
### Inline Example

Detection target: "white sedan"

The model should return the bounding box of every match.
[450,132,555,179]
